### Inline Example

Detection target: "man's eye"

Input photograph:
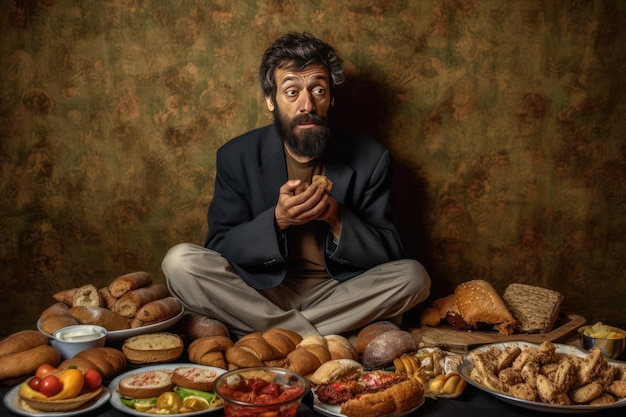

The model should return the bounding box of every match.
[313,88,325,96]
[285,90,298,97]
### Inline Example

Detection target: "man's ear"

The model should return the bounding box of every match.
[265,95,275,112]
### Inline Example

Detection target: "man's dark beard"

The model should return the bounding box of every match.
[274,110,331,159]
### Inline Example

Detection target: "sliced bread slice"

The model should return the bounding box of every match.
[117,369,173,398]
[171,366,220,392]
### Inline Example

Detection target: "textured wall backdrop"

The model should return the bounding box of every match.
[1,0,625,336]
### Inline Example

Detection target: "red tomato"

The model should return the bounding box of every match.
[39,375,63,397]
[27,377,41,391]
[83,369,102,389]
[35,364,57,379]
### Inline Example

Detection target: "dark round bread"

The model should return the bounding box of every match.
[355,321,401,355]
[362,330,421,369]
[172,313,230,341]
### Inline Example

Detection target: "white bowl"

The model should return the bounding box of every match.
[51,325,107,359]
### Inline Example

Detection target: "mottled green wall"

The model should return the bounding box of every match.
[1,0,625,336]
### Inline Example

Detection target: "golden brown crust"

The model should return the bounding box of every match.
[69,305,131,331]
[454,280,516,331]
[112,284,171,318]
[72,284,104,307]
[134,297,182,323]
[0,345,60,381]
[340,378,424,417]
[0,330,49,358]
[108,271,152,298]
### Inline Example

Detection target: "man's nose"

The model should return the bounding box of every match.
[299,91,315,113]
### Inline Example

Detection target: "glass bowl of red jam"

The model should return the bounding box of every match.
[214,367,310,417]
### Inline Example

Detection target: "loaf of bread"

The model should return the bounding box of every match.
[112,283,171,318]
[502,283,564,333]
[355,321,401,356]
[108,271,152,298]
[361,330,420,370]
[58,347,127,379]
[134,296,182,323]
[188,336,234,369]
[0,344,60,382]
[122,332,184,364]
[72,284,104,307]
[0,330,49,358]
[39,302,81,334]
[172,312,230,342]
[454,279,516,334]
[69,305,131,331]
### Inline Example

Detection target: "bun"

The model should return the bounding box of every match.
[108,271,152,298]
[0,344,60,382]
[325,335,358,361]
[502,283,563,333]
[69,305,131,331]
[454,280,516,334]
[71,284,104,307]
[361,330,420,370]
[123,332,184,365]
[39,302,80,334]
[287,335,332,376]
[188,336,233,369]
[224,328,302,369]
[58,347,127,379]
[112,284,171,318]
[171,366,220,392]
[117,370,173,398]
[355,321,400,356]
[308,359,364,386]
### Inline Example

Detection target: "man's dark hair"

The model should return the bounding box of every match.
[259,32,345,99]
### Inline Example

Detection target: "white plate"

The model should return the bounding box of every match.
[3,385,110,417]
[312,392,425,417]
[38,308,184,343]
[459,341,626,414]
[108,363,226,416]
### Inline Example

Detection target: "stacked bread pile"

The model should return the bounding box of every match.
[39,271,183,334]
[419,280,564,335]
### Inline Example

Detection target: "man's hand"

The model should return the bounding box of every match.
[275,180,341,238]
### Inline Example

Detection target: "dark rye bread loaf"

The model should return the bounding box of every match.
[502,283,564,333]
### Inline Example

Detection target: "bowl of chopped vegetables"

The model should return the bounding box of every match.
[214,367,310,417]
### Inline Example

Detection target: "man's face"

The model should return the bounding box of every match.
[265,64,333,160]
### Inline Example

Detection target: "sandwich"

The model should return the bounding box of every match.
[310,359,424,417]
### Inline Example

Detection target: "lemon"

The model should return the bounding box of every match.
[133,402,155,412]
[182,395,210,411]
[156,392,183,412]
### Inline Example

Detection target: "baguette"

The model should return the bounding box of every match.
[72,284,104,307]
[69,305,131,331]
[112,283,171,318]
[39,302,81,334]
[134,296,182,323]
[0,330,49,358]
[0,344,60,381]
[109,271,152,298]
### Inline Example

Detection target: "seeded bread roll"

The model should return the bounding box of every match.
[122,332,184,364]
[502,283,564,333]
[454,279,516,335]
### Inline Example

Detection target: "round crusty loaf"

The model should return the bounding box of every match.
[122,332,184,365]
[58,347,127,379]
[188,336,233,369]
[355,321,401,355]
[362,330,420,370]
[173,313,230,341]
[118,370,173,398]
[171,366,221,392]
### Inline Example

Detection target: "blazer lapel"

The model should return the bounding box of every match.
[259,124,288,207]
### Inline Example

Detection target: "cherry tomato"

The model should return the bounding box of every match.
[83,369,102,389]
[35,364,57,379]
[39,375,63,397]
[27,376,41,391]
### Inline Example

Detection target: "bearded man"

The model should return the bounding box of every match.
[162,32,431,338]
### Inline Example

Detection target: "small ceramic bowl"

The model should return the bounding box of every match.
[214,367,309,417]
[51,325,107,359]
[579,324,626,359]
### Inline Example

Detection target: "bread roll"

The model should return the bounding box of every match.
[109,271,152,298]
[112,283,171,318]
[98,287,118,309]
[295,175,333,194]
[454,280,516,334]
[173,313,230,341]
[122,332,184,364]
[0,330,48,358]
[134,296,182,323]
[72,284,104,307]
[355,321,401,355]
[325,335,358,361]
[39,302,81,334]
[69,305,131,331]
[0,344,60,381]
[52,288,77,306]
[287,336,332,376]
[188,336,234,369]
[308,359,364,386]
[361,330,420,370]
[58,347,127,379]
[225,346,265,368]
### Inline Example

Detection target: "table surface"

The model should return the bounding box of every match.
[3,380,624,417]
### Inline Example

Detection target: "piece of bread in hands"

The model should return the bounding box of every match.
[295,175,333,194]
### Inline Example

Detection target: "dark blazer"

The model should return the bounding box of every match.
[205,123,404,289]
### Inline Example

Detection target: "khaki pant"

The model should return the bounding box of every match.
[162,243,430,337]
